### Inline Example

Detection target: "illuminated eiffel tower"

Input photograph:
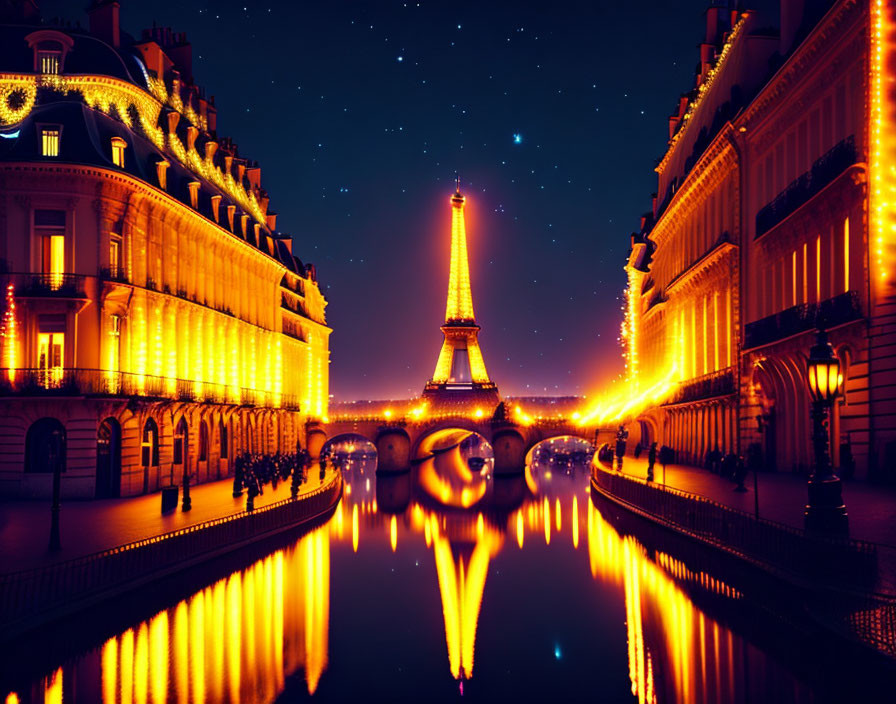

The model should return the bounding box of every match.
[423,179,500,410]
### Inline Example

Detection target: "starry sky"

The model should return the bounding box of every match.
[44,0,711,400]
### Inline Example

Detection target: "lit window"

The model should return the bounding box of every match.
[110,314,121,337]
[41,128,60,157]
[41,234,65,289]
[38,332,64,388]
[109,236,122,276]
[38,51,60,75]
[111,137,126,168]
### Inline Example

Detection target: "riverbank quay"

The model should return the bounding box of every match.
[610,456,896,547]
[591,461,896,661]
[0,468,342,642]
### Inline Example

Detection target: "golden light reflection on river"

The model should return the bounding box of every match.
[87,526,328,704]
[5,439,817,703]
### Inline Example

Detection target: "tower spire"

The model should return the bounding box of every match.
[423,182,499,408]
[445,184,475,324]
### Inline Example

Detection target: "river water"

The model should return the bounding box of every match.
[2,435,891,703]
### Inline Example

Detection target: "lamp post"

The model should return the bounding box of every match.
[48,427,63,552]
[805,329,848,535]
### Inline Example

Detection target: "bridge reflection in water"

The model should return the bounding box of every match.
[11,435,829,703]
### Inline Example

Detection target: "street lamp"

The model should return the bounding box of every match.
[48,427,63,552]
[805,328,848,535]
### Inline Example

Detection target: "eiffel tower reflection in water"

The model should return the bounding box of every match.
[11,441,817,704]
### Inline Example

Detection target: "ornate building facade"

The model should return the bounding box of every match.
[625,0,896,480]
[0,1,330,498]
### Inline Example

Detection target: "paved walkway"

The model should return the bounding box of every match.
[605,456,896,549]
[0,468,336,574]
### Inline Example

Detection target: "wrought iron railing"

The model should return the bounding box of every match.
[755,135,858,238]
[744,290,863,350]
[0,368,301,410]
[5,272,88,298]
[281,291,307,317]
[592,465,896,659]
[592,465,877,587]
[663,367,736,406]
[0,472,342,631]
[99,266,130,284]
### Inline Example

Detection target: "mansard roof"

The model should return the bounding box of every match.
[0,17,313,279]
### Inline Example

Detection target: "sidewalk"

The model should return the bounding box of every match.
[0,468,335,574]
[609,456,896,549]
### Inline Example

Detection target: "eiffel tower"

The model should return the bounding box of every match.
[423,180,500,410]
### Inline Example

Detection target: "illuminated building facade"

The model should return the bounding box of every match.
[0,1,330,498]
[626,0,896,479]
[423,181,499,411]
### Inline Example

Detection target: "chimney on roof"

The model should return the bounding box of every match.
[166,33,193,83]
[88,0,121,48]
[0,0,40,22]
[780,0,806,56]
[246,166,261,191]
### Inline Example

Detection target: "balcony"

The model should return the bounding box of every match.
[663,367,736,406]
[99,266,130,284]
[281,291,307,317]
[0,368,301,411]
[10,273,88,299]
[755,136,857,239]
[743,290,863,351]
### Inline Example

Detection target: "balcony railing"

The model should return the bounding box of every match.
[99,266,130,284]
[0,368,301,411]
[663,367,736,406]
[755,135,857,239]
[281,291,307,317]
[744,290,863,351]
[4,273,88,298]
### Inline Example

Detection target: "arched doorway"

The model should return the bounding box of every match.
[198,419,209,481]
[142,418,160,493]
[174,417,188,485]
[96,417,121,498]
[25,418,66,475]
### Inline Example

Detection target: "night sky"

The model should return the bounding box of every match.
[43,0,709,400]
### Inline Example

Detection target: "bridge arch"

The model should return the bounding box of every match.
[524,434,594,466]
[410,418,486,460]
[321,433,376,459]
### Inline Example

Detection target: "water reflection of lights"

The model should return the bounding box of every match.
[5,440,802,703]
[417,430,494,509]
[21,527,332,704]
[587,498,750,704]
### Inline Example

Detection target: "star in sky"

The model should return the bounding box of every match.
[513,133,523,144]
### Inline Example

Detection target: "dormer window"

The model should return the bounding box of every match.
[188,181,200,210]
[40,126,60,157]
[38,50,60,75]
[25,31,74,75]
[156,160,169,191]
[110,137,126,167]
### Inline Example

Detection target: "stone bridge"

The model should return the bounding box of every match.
[306,417,613,474]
